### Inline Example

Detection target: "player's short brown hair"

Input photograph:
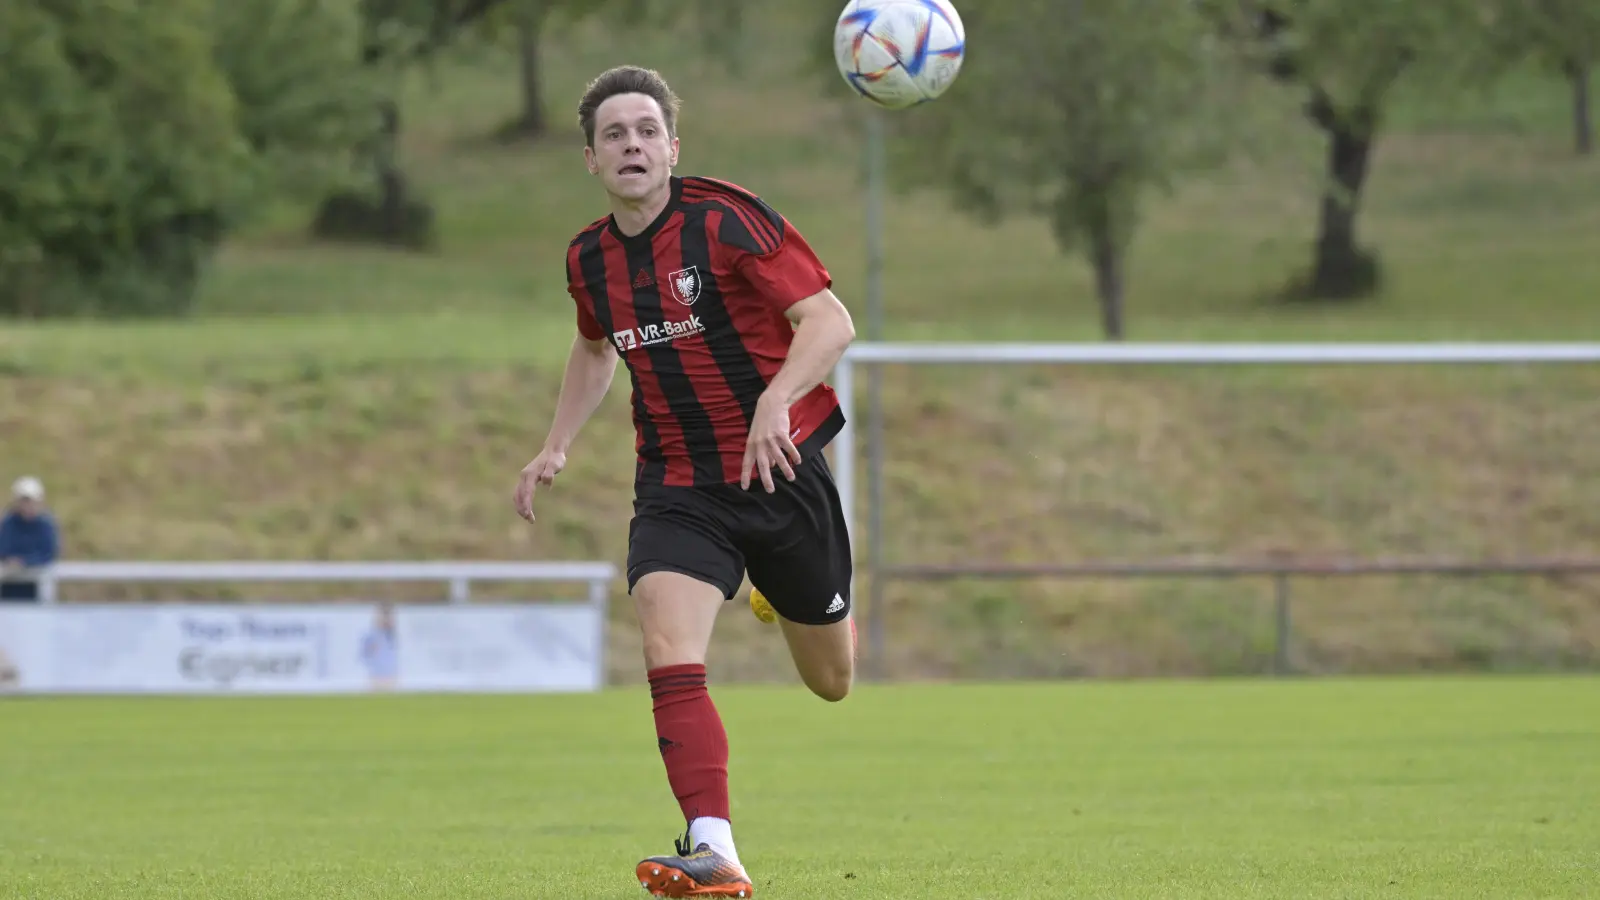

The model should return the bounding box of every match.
[577,66,682,147]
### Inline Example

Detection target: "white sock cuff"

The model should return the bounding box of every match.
[688,816,739,866]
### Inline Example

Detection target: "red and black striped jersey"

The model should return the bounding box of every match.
[565,175,845,488]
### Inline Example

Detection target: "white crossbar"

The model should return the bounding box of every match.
[842,342,1600,365]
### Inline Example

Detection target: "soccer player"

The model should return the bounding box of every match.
[511,66,858,898]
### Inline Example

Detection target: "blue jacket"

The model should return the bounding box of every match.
[0,512,59,567]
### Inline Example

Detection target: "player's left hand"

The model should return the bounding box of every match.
[513,447,566,522]
[742,393,802,493]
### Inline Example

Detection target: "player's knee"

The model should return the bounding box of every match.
[631,570,723,669]
[811,676,851,703]
[812,680,851,703]
[805,661,853,702]
[637,613,710,669]
[640,630,705,669]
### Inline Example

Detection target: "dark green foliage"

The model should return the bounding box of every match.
[215,0,387,200]
[0,1,244,317]
[359,0,510,61]
[0,0,381,318]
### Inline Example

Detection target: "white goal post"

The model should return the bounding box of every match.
[829,341,1600,667]
[832,341,1600,551]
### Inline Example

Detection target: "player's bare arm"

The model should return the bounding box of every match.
[741,288,857,492]
[513,333,618,521]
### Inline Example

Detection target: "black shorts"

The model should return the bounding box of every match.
[625,450,853,625]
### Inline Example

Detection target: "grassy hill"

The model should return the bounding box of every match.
[4,9,1598,683]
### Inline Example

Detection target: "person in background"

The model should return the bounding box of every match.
[1,477,60,602]
[359,601,399,691]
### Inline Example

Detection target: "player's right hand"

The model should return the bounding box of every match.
[513,448,566,522]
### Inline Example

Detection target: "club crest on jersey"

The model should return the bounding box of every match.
[667,266,701,306]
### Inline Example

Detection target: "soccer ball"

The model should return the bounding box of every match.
[833,0,966,110]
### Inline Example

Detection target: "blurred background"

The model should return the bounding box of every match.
[2,0,1597,686]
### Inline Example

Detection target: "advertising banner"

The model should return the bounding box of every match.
[0,602,602,695]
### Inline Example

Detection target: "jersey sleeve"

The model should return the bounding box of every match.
[715,194,832,310]
[565,246,606,341]
[569,284,605,341]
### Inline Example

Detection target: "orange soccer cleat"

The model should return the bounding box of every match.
[635,836,754,898]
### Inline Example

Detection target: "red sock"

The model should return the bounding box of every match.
[648,663,730,823]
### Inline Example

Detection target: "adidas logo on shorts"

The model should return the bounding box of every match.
[825,594,845,615]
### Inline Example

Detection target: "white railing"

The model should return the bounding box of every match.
[830,341,1600,669]
[38,560,617,607]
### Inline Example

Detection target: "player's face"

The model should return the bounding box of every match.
[585,93,678,203]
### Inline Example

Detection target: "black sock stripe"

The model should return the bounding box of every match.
[650,674,707,688]
[650,680,707,696]
[649,671,706,682]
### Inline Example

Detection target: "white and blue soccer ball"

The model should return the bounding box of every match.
[833,0,966,110]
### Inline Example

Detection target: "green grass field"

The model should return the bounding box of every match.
[3,7,1599,679]
[3,677,1597,899]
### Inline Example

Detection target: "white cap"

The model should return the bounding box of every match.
[11,477,43,500]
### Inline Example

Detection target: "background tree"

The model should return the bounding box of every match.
[309,0,509,248]
[826,0,1235,340]
[0,0,378,318]
[475,0,575,142]
[1209,0,1473,301]
[474,0,749,145]
[215,0,387,208]
[1477,0,1600,155]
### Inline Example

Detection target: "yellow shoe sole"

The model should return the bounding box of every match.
[749,587,777,623]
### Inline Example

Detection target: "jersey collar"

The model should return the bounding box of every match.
[607,175,683,244]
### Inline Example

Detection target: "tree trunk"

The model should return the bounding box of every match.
[495,5,547,142]
[376,100,406,227]
[1571,60,1593,157]
[1089,228,1125,341]
[1306,97,1380,301]
[515,11,546,135]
